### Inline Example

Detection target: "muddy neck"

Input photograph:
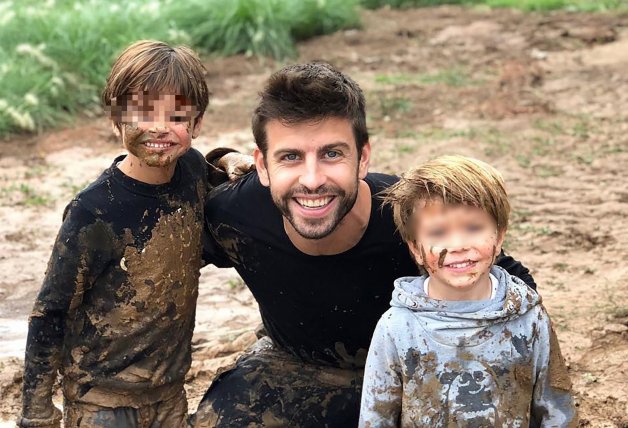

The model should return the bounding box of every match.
[117,154,177,185]
[285,180,372,256]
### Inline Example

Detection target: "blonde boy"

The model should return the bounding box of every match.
[20,40,210,427]
[359,155,577,427]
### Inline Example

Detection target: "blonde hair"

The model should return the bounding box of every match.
[102,40,210,130]
[382,155,510,243]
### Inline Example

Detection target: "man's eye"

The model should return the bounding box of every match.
[282,153,299,161]
[325,150,340,159]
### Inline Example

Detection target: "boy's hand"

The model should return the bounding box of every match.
[217,152,255,181]
[18,406,62,428]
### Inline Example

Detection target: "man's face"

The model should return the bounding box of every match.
[255,117,370,240]
[409,200,504,292]
[110,92,201,168]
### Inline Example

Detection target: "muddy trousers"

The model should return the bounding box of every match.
[63,388,188,428]
[191,337,364,428]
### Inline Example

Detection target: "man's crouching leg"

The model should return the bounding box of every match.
[63,388,188,427]
[191,337,363,427]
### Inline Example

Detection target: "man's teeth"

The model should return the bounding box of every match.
[296,197,332,208]
[145,142,172,149]
[448,261,474,268]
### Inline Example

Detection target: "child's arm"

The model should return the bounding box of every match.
[530,309,578,427]
[205,148,255,186]
[359,315,403,428]
[19,201,107,427]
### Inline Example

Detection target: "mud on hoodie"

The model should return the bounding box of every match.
[359,266,577,427]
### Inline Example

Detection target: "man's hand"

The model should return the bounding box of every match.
[216,152,255,181]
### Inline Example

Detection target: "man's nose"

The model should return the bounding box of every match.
[298,157,327,190]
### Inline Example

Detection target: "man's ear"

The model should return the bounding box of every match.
[407,240,424,266]
[358,141,371,180]
[192,117,203,139]
[254,148,270,187]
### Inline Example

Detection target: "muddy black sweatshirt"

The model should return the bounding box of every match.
[21,149,209,423]
[203,172,537,368]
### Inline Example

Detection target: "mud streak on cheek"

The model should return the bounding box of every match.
[438,248,448,268]
[419,244,434,274]
[123,124,144,150]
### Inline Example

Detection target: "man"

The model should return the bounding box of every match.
[194,62,535,427]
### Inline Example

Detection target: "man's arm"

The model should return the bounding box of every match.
[205,148,254,187]
[359,316,403,428]
[530,310,578,427]
[495,250,537,290]
[19,201,103,427]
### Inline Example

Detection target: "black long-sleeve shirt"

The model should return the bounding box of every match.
[22,149,209,420]
[203,172,536,368]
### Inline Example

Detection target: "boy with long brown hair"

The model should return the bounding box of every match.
[359,155,577,427]
[19,40,210,427]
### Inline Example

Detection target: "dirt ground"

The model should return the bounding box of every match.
[1,5,627,427]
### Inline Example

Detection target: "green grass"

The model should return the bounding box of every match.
[377,96,413,117]
[0,182,53,206]
[361,0,628,11]
[2,0,626,138]
[376,68,477,87]
[0,0,360,136]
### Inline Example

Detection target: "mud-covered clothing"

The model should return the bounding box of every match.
[191,336,364,427]
[63,387,187,428]
[197,172,536,427]
[20,149,209,426]
[360,266,577,428]
[203,172,537,368]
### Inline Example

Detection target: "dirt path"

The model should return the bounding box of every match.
[1,6,627,426]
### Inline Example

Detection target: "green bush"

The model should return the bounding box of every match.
[360,0,469,9]
[360,0,628,10]
[0,0,360,136]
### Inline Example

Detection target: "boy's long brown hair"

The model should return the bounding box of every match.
[382,155,511,243]
[252,62,368,156]
[102,40,210,130]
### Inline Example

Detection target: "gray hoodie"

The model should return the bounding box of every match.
[359,266,577,428]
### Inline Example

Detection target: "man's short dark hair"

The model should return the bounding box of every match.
[252,62,368,156]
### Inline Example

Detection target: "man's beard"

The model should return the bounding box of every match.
[272,182,359,240]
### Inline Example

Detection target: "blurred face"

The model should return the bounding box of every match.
[254,117,370,239]
[111,92,201,168]
[408,200,504,297]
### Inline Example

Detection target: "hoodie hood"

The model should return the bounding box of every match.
[391,266,541,346]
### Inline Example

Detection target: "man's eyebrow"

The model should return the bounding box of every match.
[273,148,305,159]
[318,142,351,153]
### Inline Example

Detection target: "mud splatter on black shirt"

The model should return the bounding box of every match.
[22,149,208,419]
[203,172,536,368]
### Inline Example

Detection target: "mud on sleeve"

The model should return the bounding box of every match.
[495,250,537,290]
[359,316,403,428]
[530,310,578,427]
[21,200,110,424]
[205,147,239,187]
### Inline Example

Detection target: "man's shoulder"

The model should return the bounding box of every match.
[365,172,399,193]
[207,172,267,203]
[206,172,274,222]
